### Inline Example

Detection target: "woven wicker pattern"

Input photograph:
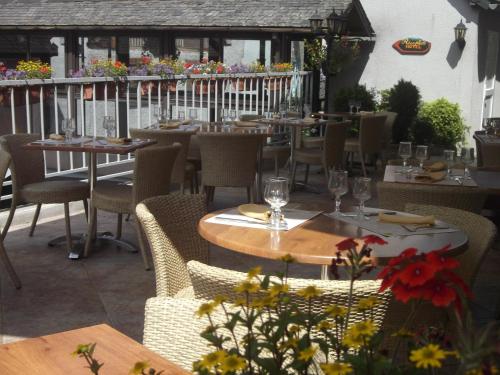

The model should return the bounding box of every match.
[0,149,21,289]
[130,128,195,186]
[376,181,487,214]
[135,194,209,297]
[405,203,496,286]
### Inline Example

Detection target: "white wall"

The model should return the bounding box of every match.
[355,0,483,143]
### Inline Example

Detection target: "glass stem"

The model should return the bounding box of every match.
[271,207,281,227]
[335,196,341,213]
[357,201,365,221]
[403,158,407,169]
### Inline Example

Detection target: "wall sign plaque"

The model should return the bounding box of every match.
[393,37,431,55]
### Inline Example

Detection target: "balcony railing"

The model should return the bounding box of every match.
[0,71,313,200]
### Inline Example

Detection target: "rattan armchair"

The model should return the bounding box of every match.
[0,149,21,289]
[344,114,387,176]
[0,134,89,254]
[197,132,262,203]
[84,144,181,269]
[291,121,349,188]
[376,181,488,214]
[135,194,209,297]
[130,128,198,193]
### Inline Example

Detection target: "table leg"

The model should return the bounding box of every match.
[320,265,329,280]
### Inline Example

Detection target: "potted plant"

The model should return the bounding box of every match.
[72,59,128,100]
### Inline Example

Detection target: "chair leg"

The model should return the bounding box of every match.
[29,203,42,237]
[83,199,89,222]
[84,206,97,258]
[134,220,150,270]
[116,213,122,240]
[304,164,310,185]
[1,201,17,240]
[0,241,21,289]
[63,203,73,253]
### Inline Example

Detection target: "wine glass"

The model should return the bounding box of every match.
[221,108,230,128]
[443,149,455,177]
[328,170,348,215]
[460,147,474,179]
[102,116,116,138]
[264,177,289,231]
[61,118,75,142]
[155,107,168,128]
[398,142,412,171]
[229,109,237,122]
[189,108,198,123]
[415,145,428,170]
[177,110,185,121]
[353,177,371,221]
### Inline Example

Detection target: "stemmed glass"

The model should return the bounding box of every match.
[328,170,348,215]
[443,149,455,177]
[61,118,75,142]
[398,142,412,171]
[221,108,230,128]
[102,116,116,138]
[178,110,185,122]
[415,145,428,170]
[155,107,168,128]
[460,147,474,180]
[264,177,289,231]
[189,108,198,123]
[353,177,371,221]
[229,109,237,122]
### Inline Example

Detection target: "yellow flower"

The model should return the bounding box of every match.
[212,295,228,307]
[199,350,226,369]
[298,346,317,362]
[269,283,289,297]
[356,296,380,312]
[342,332,364,348]
[279,337,299,350]
[234,280,260,294]
[196,302,216,318]
[232,298,247,307]
[320,362,353,375]
[279,254,295,263]
[246,266,262,279]
[350,320,376,337]
[409,344,447,369]
[130,361,149,374]
[219,354,247,374]
[296,285,323,299]
[316,320,334,331]
[466,366,498,375]
[325,304,347,318]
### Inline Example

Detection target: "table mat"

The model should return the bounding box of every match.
[384,165,478,187]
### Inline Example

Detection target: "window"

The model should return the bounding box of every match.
[79,36,117,67]
[175,38,208,63]
[119,36,161,65]
[30,35,65,77]
[223,39,260,66]
[0,34,28,68]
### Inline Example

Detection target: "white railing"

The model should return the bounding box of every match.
[0,71,313,200]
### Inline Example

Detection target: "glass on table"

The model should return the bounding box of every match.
[328,170,348,215]
[177,110,185,122]
[61,117,75,142]
[443,149,455,177]
[415,145,428,170]
[264,177,289,231]
[398,141,412,172]
[353,177,371,221]
[460,147,475,179]
[188,108,198,123]
[221,108,230,128]
[102,116,116,138]
[155,107,168,128]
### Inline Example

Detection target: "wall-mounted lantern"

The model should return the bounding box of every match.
[454,19,467,49]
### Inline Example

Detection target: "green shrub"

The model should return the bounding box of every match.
[413,98,467,148]
[385,79,421,143]
[333,84,376,112]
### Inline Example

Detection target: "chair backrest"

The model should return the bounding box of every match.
[135,194,209,297]
[376,181,487,214]
[198,133,262,187]
[323,121,349,169]
[132,143,181,205]
[378,111,397,147]
[476,139,500,169]
[0,134,44,193]
[0,149,10,200]
[359,114,387,154]
[130,128,195,185]
[405,203,496,287]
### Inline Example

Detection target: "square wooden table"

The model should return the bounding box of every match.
[0,324,188,374]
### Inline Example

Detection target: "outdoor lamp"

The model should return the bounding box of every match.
[454,19,467,49]
[326,9,348,36]
[309,11,324,34]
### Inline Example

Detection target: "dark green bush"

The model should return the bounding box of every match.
[413,98,467,148]
[385,79,421,143]
[333,84,376,112]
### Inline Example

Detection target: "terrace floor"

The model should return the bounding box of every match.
[1,165,499,345]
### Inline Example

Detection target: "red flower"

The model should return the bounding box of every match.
[362,235,388,245]
[388,248,418,267]
[392,281,424,303]
[378,268,400,292]
[421,280,457,307]
[425,247,458,271]
[216,65,224,74]
[398,261,437,286]
[336,238,358,251]
[192,68,201,74]
[441,269,473,299]
[183,63,193,69]
[141,56,152,65]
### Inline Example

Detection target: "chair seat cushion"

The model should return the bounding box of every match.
[294,148,322,165]
[92,181,132,214]
[344,137,360,153]
[20,180,89,204]
[302,136,324,149]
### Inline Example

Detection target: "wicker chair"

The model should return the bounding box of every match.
[143,260,391,371]
[129,128,198,194]
[291,121,349,188]
[197,132,262,203]
[344,114,388,176]
[0,149,21,289]
[376,181,488,214]
[135,194,209,297]
[0,134,89,254]
[474,131,500,168]
[84,144,181,269]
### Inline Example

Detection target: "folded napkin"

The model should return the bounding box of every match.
[238,204,271,222]
[106,137,132,145]
[49,133,64,141]
[414,171,446,183]
[378,212,435,225]
[159,122,181,129]
[424,161,447,172]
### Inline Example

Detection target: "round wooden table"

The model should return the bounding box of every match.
[198,208,468,279]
